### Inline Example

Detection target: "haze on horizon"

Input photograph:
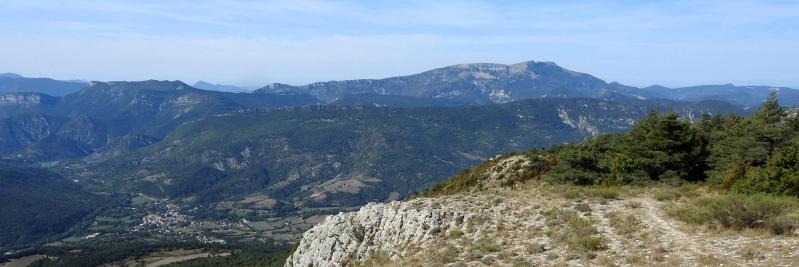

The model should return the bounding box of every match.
[1,0,797,89]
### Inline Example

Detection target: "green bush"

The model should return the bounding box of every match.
[669,193,796,233]
[654,190,680,201]
[731,143,799,197]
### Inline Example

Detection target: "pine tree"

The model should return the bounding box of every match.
[754,91,784,124]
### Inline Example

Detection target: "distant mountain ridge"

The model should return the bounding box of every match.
[258,61,611,104]
[256,60,799,107]
[193,81,254,93]
[0,73,86,96]
[0,73,24,78]
[633,84,799,107]
[2,61,795,161]
[0,80,320,160]
[5,61,797,108]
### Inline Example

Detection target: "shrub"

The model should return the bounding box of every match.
[473,237,500,253]
[606,211,640,236]
[543,208,607,253]
[654,190,680,201]
[731,144,799,197]
[765,216,796,235]
[590,187,620,199]
[566,217,606,252]
[669,193,796,234]
[447,229,463,239]
[574,203,591,212]
[358,250,392,267]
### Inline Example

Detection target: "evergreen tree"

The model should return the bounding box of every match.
[754,91,784,124]
[624,111,704,180]
[696,112,713,134]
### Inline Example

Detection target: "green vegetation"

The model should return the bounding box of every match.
[653,183,701,202]
[424,92,799,198]
[0,164,119,250]
[668,194,797,235]
[19,240,288,267]
[416,151,557,197]
[417,93,799,236]
[163,242,290,267]
[102,97,715,208]
[549,110,708,185]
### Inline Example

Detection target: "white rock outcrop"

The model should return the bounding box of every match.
[285,199,470,266]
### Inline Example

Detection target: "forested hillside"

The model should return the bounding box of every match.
[425,92,799,197]
[0,164,117,250]
[85,97,740,209]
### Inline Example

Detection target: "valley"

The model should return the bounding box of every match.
[0,62,796,266]
[4,1,797,266]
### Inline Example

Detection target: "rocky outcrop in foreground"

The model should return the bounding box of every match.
[287,185,799,267]
[285,193,536,267]
[286,155,535,266]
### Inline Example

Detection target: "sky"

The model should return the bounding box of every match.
[0,0,797,88]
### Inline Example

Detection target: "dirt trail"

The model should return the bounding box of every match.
[587,197,799,266]
[288,186,799,267]
[638,198,744,266]
[589,202,625,255]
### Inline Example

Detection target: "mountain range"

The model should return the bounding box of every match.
[0,60,794,255]
[5,61,798,110]
[0,73,86,96]
[256,61,799,107]
[81,98,739,211]
[192,81,256,93]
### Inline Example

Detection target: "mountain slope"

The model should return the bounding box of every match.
[56,80,244,137]
[0,113,143,161]
[0,73,24,78]
[287,100,799,266]
[0,81,323,160]
[258,61,612,104]
[256,60,799,107]
[0,164,114,250]
[87,98,741,213]
[649,84,799,107]
[193,81,253,93]
[329,93,470,107]
[0,76,86,96]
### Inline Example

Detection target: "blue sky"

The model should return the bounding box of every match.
[1,0,797,88]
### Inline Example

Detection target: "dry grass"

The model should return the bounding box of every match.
[653,183,702,202]
[606,211,640,236]
[358,250,393,267]
[473,236,501,253]
[668,193,798,235]
[543,208,607,254]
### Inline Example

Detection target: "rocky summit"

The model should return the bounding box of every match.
[286,156,799,267]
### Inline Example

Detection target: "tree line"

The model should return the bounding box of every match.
[548,92,798,196]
